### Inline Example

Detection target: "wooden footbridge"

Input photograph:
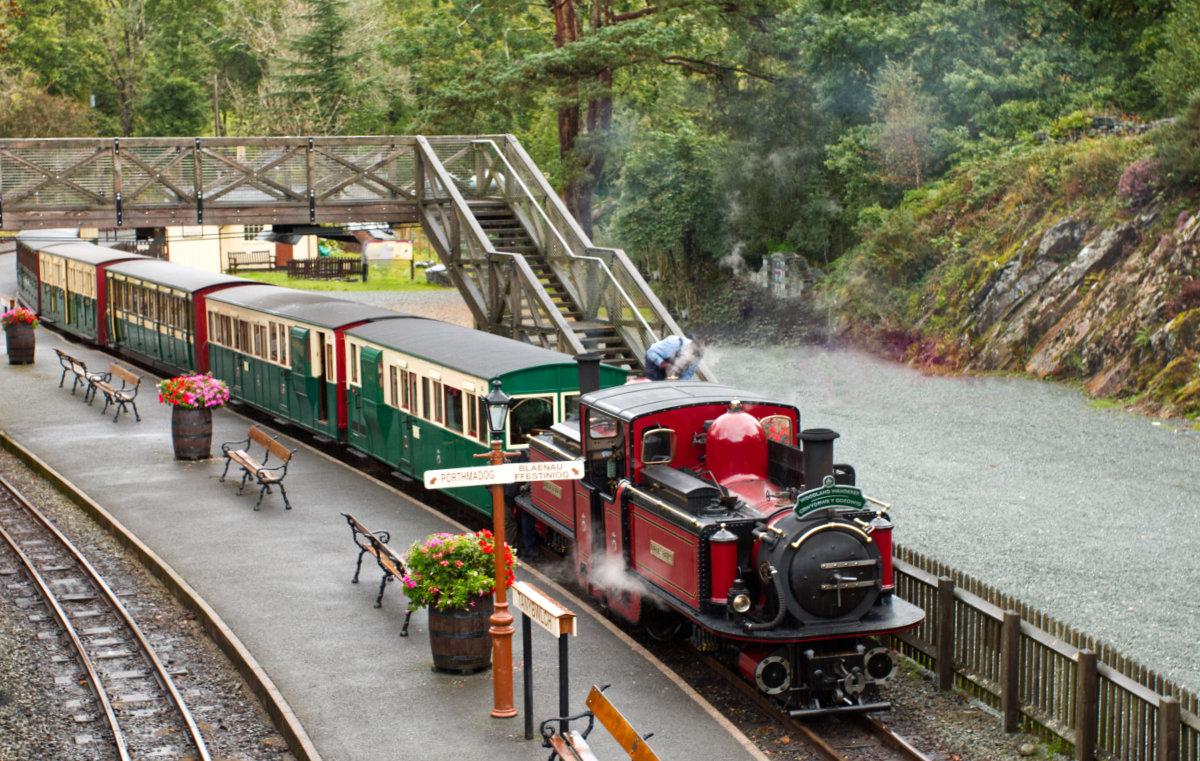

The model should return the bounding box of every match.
[0,135,708,378]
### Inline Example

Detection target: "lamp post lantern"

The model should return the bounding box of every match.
[484,379,517,718]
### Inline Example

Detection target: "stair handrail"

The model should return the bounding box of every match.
[414,137,585,355]
[479,136,713,380]
[469,139,664,359]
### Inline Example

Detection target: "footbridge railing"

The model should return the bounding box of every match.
[0,134,707,376]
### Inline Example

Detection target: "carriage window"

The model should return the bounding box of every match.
[444,386,463,432]
[432,381,444,423]
[400,369,412,410]
[641,428,676,464]
[478,396,489,442]
[269,322,279,361]
[350,344,359,384]
[760,415,794,445]
[389,366,399,407]
[563,393,581,420]
[422,377,431,419]
[510,396,553,445]
[466,393,478,437]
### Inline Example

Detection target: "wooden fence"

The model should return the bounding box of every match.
[891,545,1198,761]
[286,256,365,281]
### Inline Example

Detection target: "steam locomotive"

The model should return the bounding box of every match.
[517,358,925,716]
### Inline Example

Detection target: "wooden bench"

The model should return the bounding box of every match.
[219,426,296,510]
[90,363,141,422]
[54,348,109,400]
[341,512,413,637]
[227,249,275,272]
[541,686,661,761]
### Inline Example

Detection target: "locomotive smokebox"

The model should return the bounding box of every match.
[575,352,604,396]
[799,428,840,488]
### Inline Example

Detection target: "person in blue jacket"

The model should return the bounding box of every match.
[644,335,704,381]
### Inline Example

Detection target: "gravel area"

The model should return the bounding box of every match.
[0,449,295,761]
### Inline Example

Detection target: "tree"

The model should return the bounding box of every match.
[1149,0,1200,113]
[871,60,940,189]
[273,0,357,134]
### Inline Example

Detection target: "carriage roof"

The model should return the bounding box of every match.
[40,241,145,267]
[206,285,416,329]
[105,259,252,292]
[347,319,582,379]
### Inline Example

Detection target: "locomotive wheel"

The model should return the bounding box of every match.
[642,608,689,641]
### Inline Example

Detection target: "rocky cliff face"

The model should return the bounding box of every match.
[959,206,1200,416]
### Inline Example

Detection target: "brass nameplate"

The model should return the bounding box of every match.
[650,541,675,566]
[543,481,562,499]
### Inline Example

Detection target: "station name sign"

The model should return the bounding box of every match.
[511,581,576,637]
[424,460,585,489]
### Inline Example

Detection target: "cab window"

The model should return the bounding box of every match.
[641,427,675,464]
[510,396,553,445]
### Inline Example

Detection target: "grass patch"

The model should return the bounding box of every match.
[239,260,450,293]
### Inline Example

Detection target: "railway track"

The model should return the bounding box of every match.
[699,654,933,761]
[0,472,212,761]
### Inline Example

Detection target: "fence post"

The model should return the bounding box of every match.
[1001,611,1021,733]
[936,576,955,691]
[1075,649,1097,761]
[1157,697,1179,761]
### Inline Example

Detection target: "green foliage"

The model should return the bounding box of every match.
[137,74,209,136]
[1154,91,1200,190]
[1148,0,1200,114]
[607,123,726,290]
[1049,111,1091,139]
[273,0,357,133]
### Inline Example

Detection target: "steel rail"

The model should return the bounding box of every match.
[0,473,213,761]
[698,652,933,761]
[0,509,131,760]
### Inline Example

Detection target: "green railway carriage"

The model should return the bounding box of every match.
[105,260,256,373]
[204,286,414,442]
[14,229,82,313]
[344,320,629,515]
[34,242,144,345]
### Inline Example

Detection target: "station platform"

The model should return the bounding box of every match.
[0,263,766,761]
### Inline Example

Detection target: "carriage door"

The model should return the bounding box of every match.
[351,347,385,453]
[289,327,312,428]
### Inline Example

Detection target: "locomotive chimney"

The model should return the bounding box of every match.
[575,352,603,396]
[798,428,839,488]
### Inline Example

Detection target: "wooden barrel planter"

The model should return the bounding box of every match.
[428,596,493,674]
[5,324,35,365]
[171,406,213,460]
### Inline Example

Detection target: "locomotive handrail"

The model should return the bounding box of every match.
[623,483,703,529]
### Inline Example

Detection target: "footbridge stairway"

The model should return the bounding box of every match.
[0,134,709,379]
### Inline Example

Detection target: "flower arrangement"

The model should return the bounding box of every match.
[1,307,38,329]
[401,529,517,612]
[158,373,231,409]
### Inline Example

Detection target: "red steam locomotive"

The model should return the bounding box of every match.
[516,357,925,716]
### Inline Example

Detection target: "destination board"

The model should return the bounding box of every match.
[511,581,576,637]
[424,460,584,489]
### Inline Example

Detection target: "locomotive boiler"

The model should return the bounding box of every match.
[518,363,925,716]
